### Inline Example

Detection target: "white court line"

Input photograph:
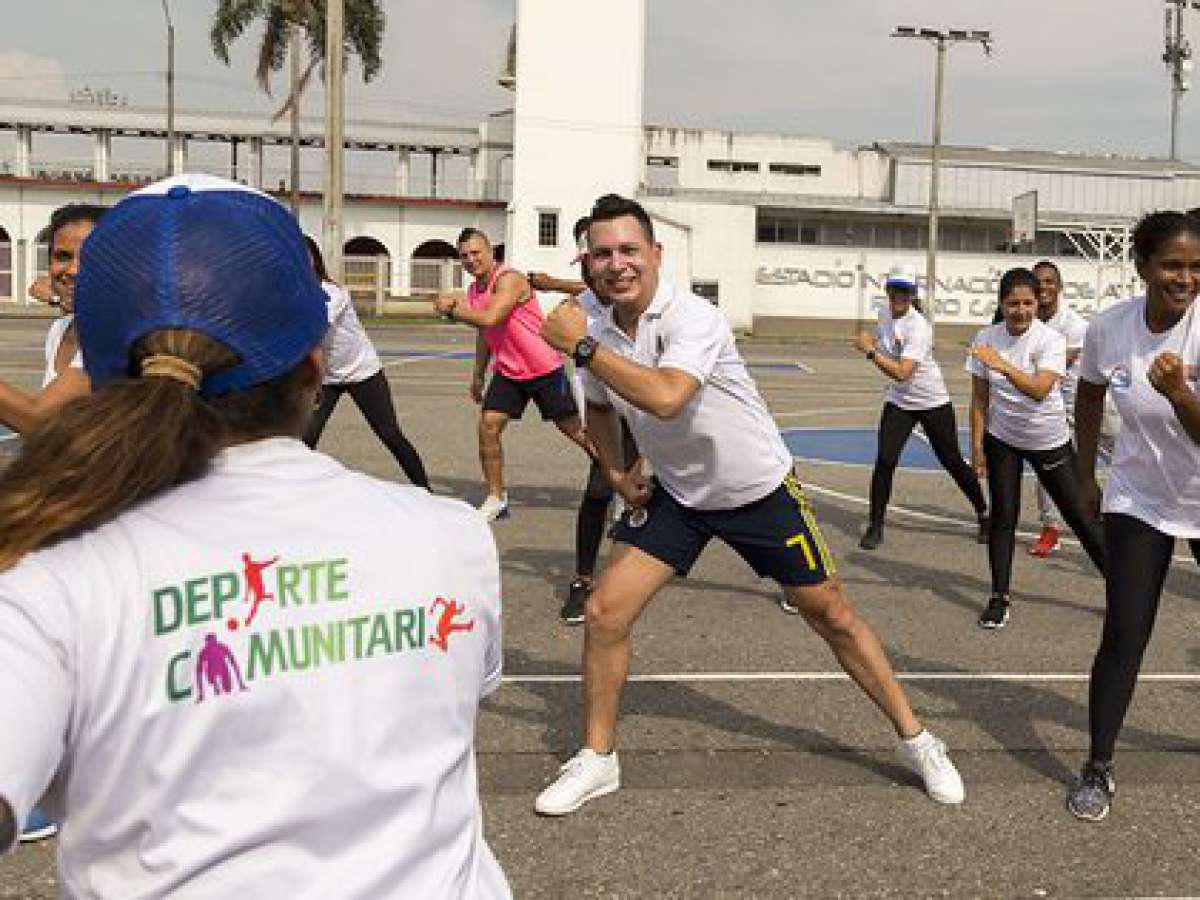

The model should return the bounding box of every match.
[774,407,880,419]
[383,350,466,367]
[503,671,1200,684]
[804,482,1198,566]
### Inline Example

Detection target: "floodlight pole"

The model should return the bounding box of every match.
[1164,1,1200,160]
[290,23,301,214]
[323,0,345,282]
[161,0,175,176]
[892,27,992,331]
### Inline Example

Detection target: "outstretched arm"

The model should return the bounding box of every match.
[0,369,91,436]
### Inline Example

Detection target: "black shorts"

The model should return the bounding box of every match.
[482,368,578,421]
[610,473,837,586]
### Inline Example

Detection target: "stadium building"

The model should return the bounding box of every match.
[3,0,1200,340]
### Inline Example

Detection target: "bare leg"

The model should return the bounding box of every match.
[583,544,676,752]
[782,578,921,739]
[478,410,509,497]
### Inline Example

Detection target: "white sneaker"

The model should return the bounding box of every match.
[895,730,965,805]
[534,748,620,816]
[478,492,509,522]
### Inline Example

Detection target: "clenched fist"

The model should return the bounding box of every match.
[540,298,588,353]
[1148,351,1191,403]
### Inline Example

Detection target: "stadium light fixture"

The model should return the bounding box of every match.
[161,0,175,176]
[891,26,993,328]
[1164,1,1200,159]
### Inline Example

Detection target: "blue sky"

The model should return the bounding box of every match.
[0,1,1194,159]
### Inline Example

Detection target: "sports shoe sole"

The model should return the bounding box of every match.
[1066,798,1110,822]
[18,824,58,843]
[978,610,1009,629]
[559,611,585,626]
[534,779,620,816]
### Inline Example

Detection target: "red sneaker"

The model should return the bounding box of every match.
[1028,525,1061,557]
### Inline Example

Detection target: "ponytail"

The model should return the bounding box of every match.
[0,329,314,572]
[911,297,924,314]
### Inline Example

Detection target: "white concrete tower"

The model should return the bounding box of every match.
[508,0,646,294]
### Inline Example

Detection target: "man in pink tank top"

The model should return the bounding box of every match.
[435,228,591,521]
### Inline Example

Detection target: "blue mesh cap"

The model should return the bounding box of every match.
[75,174,329,398]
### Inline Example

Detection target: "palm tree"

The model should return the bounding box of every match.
[209,0,385,204]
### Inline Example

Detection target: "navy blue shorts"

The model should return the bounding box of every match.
[610,473,837,586]
[482,367,578,421]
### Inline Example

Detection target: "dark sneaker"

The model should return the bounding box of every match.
[1067,761,1115,822]
[858,523,884,550]
[976,513,991,544]
[560,578,590,626]
[978,594,1010,629]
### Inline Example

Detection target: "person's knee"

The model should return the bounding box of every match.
[584,585,636,639]
[791,581,860,639]
[478,416,504,440]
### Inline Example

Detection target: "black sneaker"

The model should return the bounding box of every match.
[858,523,884,550]
[978,594,1010,629]
[976,513,991,544]
[560,578,590,626]
[1067,761,1115,822]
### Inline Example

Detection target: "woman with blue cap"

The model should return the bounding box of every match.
[0,175,510,898]
[853,264,989,550]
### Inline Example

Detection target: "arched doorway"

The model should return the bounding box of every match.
[410,238,462,294]
[343,235,391,299]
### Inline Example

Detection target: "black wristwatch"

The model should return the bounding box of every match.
[572,336,599,367]
[865,350,876,361]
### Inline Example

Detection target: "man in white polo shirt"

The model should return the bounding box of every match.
[533,193,964,816]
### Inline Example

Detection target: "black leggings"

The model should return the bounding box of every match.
[304,370,430,490]
[1088,513,1200,763]
[868,401,986,525]
[982,432,1104,595]
[576,420,640,578]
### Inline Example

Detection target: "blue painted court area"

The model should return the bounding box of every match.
[781,426,971,470]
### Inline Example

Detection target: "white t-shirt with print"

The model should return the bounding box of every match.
[582,282,792,510]
[0,439,509,900]
[1079,296,1200,538]
[321,282,383,384]
[1043,305,1089,412]
[966,319,1068,451]
[876,307,950,411]
[42,315,84,389]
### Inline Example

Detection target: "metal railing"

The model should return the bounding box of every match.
[1,157,512,202]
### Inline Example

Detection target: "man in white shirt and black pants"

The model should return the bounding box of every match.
[533,194,964,816]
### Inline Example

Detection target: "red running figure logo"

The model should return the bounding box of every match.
[241,552,281,627]
[429,597,475,652]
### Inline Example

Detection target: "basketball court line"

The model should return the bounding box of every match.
[502,671,1200,684]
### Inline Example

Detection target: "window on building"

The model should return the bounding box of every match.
[646,155,680,192]
[537,210,559,248]
[707,159,760,173]
[692,281,719,305]
[768,163,822,176]
[647,155,679,168]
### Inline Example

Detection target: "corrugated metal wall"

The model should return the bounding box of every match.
[893,161,1200,216]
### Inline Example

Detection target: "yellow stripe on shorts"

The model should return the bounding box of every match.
[783,473,837,577]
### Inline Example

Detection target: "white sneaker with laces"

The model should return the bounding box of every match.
[895,730,965,805]
[534,748,620,816]
[478,492,509,522]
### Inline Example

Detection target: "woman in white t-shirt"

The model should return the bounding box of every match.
[0,176,510,898]
[967,267,1105,629]
[1066,210,1200,823]
[302,237,430,490]
[0,204,106,436]
[853,265,988,550]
